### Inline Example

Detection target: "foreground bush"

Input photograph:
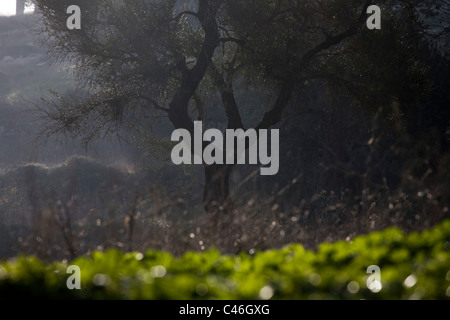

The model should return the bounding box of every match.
[0,220,449,300]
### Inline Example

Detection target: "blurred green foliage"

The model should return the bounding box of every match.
[0,220,449,300]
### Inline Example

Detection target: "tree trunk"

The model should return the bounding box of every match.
[203,163,242,251]
[203,163,234,215]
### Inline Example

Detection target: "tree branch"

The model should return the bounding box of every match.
[256,78,294,130]
[255,1,373,130]
[172,10,199,22]
[142,95,169,113]
[294,0,372,73]
[168,0,222,133]
[211,64,244,130]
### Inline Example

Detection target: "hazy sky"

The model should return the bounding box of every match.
[0,0,16,16]
[0,0,34,16]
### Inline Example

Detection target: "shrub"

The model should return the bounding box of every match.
[0,219,449,300]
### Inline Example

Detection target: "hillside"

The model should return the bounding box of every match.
[0,14,73,103]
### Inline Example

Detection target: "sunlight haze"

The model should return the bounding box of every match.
[0,0,16,16]
[0,0,35,16]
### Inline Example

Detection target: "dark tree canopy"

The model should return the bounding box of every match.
[32,0,446,215]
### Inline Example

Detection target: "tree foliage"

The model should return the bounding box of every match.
[32,0,448,211]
